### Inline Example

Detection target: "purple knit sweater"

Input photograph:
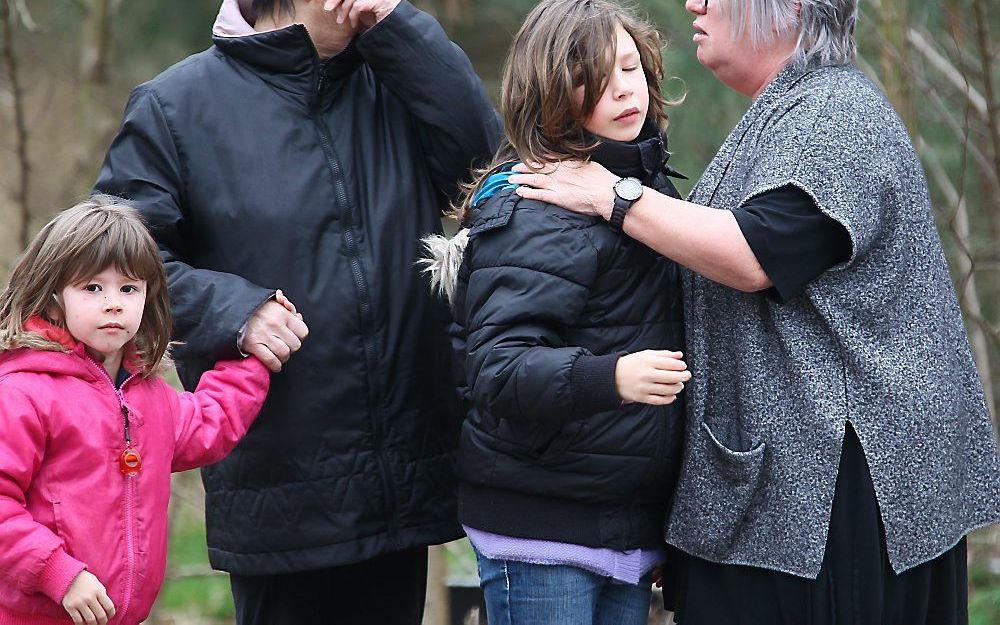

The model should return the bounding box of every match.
[465,525,664,585]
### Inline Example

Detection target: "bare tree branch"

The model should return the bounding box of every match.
[859,8,1000,190]
[920,138,996,417]
[1,0,32,248]
[12,0,34,32]
[970,0,1000,196]
[908,29,988,119]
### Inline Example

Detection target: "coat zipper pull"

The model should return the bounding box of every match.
[120,404,142,476]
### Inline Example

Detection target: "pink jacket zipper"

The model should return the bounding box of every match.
[82,353,139,624]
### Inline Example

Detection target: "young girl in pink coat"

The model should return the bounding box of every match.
[0,196,293,625]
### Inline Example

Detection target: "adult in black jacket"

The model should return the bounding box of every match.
[94,0,500,621]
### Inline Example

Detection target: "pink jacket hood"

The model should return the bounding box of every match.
[213,0,255,37]
[0,322,269,625]
[0,318,141,383]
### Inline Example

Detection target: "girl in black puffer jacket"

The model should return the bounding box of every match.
[422,1,689,623]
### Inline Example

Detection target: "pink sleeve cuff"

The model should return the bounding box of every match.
[36,549,86,603]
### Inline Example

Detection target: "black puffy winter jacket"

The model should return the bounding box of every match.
[452,129,687,550]
[95,2,501,574]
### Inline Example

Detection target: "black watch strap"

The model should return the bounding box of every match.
[609,195,633,231]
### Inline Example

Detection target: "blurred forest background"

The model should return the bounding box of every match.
[1,0,998,623]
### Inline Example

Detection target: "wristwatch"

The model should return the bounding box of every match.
[610,177,643,231]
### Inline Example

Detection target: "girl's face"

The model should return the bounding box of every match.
[59,266,146,367]
[578,24,650,142]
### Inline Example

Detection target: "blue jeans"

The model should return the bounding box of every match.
[475,549,653,625]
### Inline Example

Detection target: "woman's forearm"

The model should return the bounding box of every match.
[622,188,772,292]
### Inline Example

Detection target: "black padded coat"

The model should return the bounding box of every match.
[95,2,501,574]
[453,132,687,550]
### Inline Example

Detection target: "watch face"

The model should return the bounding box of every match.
[615,177,643,201]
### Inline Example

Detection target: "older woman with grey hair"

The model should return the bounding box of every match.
[509,0,1000,622]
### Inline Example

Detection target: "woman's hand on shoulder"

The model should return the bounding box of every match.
[510,161,619,220]
[615,350,690,406]
[62,570,115,625]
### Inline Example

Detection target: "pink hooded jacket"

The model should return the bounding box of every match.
[0,319,269,625]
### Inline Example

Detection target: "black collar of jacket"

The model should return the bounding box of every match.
[586,119,670,186]
[468,119,685,236]
[213,24,363,107]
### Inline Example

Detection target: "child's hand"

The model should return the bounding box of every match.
[274,290,303,320]
[62,570,115,625]
[615,350,691,406]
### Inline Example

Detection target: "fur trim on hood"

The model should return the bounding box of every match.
[418,228,469,307]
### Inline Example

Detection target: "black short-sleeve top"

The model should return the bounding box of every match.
[732,185,851,303]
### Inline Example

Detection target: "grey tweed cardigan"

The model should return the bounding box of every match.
[666,63,1000,578]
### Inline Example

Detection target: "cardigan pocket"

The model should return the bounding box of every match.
[700,420,765,481]
[680,421,767,557]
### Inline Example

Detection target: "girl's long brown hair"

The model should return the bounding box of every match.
[453,0,679,222]
[0,195,172,376]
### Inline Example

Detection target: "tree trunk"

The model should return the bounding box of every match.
[879,0,915,129]
[970,0,1000,246]
[921,141,997,421]
[423,544,450,625]
[1,0,31,249]
[74,0,115,193]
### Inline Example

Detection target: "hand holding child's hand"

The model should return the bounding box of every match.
[615,350,690,406]
[240,291,310,373]
[274,290,303,319]
[62,570,115,625]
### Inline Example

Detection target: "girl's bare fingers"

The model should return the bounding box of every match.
[653,356,688,371]
[323,0,343,11]
[66,608,83,625]
[641,381,683,397]
[655,382,685,396]
[89,600,109,625]
[650,370,690,385]
[79,604,98,625]
[98,592,115,618]
[642,394,676,406]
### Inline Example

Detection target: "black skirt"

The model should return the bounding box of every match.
[667,424,968,625]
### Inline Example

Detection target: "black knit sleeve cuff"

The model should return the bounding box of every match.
[570,353,622,414]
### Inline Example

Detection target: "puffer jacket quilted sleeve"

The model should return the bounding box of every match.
[463,200,618,423]
[0,385,86,604]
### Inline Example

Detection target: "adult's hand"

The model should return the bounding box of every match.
[324,0,401,30]
[509,161,620,220]
[62,570,115,625]
[239,294,309,373]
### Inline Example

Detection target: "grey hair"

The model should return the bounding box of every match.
[718,0,858,68]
